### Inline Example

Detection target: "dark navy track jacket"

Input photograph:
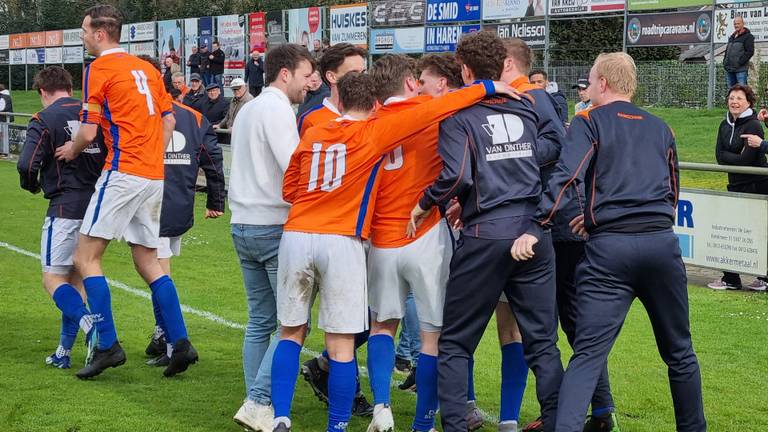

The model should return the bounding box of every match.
[160,102,226,238]
[17,97,106,219]
[522,84,584,242]
[419,95,541,239]
[530,101,679,237]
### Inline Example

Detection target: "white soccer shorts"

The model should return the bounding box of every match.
[157,236,182,259]
[40,217,82,275]
[368,221,452,331]
[277,231,369,334]
[80,170,164,249]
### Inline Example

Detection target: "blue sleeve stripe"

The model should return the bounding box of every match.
[297,104,323,133]
[161,110,173,117]
[82,65,91,123]
[354,157,385,238]
[103,99,121,171]
[478,80,494,96]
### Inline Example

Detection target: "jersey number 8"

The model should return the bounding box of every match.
[308,143,347,192]
[131,70,156,116]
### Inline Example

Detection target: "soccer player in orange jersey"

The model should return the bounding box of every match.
[269,71,517,432]
[364,53,470,432]
[55,5,196,379]
[297,43,367,138]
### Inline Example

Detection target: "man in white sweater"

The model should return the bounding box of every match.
[230,44,315,432]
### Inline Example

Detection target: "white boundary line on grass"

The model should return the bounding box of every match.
[0,240,498,425]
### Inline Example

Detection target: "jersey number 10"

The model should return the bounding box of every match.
[308,143,347,192]
[131,70,156,116]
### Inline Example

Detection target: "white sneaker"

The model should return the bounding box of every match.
[745,279,768,291]
[233,399,274,432]
[367,404,394,432]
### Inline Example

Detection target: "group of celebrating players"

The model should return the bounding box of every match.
[18,3,707,432]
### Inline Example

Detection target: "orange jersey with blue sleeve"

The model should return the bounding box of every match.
[370,96,442,248]
[81,48,173,180]
[283,81,493,239]
[297,99,340,138]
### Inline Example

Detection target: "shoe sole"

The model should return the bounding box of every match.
[163,355,198,377]
[233,416,267,432]
[76,357,127,379]
[300,365,329,405]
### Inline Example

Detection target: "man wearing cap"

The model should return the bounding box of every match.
[183,73,206,111]
[573,78,592,115]
[215,78,254,131]
[200,83,229,126]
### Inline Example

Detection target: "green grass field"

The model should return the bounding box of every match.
[1,94,766,431]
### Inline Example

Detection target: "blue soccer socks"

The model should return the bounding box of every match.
[367,334,395,406]
[60,313,79,352]
[328,358,357,431]
[271,339,302,419]
[82,277,117,350]
[149,275,187,343]
[52,283,90,332]
[500,342,528,422]
[412,353,439,431]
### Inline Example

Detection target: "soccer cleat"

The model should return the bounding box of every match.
[583,412,620,432]
[145,332,167,357]
[233,399,275,432]
[466,400,484,431]
[522,417,543,432]
[353,392,375,417]
[300,357,330,404]
[45,353,71,369]
[366,404,394,432]
[76,341,126,379]
[83,325,99,366]
[498,420,519,432]
[395,355,412,373]
[146,354,170,367]
[398,368,417,392]
[707,279,740,290]
[163,338,198,377]
[744,279,768,291]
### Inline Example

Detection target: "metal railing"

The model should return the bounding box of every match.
[679,161,768,176]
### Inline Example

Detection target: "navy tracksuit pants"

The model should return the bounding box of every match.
[555,229,706,431]
[438,232,563,432]
[554,241,614,411]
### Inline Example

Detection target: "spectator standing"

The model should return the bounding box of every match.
[0,84,14,123]
[199,45,211,85]
[573,78,592,114]
[312,39,326,60]
[297,70,329,117]
[163,56,181,93]
[245,50,265,97]
[208,41,226,89]
[183,73,206,111]
[709,84,768,291]
[200,83,229,125]
[215,78,253,131]
[724,16,754,88]
[530,69,568,123]
[187,46,201,75]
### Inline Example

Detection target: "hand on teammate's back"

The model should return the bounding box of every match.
[445,199,463,230]
[55,141,76,162]
[510,233,538,261]
[406,203,432,238]
[569,214,587,238]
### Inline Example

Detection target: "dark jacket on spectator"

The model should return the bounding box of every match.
[209,49,225,75]
[200,95,229,125]
[716,108,768,187]
[199,50,210,74]
[183,87,206,112]
[188,52,202,74]
[297,83,330,118]
[724,28,755,73]
[245,56,265,88]
[550,89,569,124]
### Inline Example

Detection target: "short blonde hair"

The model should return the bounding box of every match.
[594,52,637,98]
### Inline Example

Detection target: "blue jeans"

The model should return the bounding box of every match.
[202,71,212,86]
[232,224,283,405]
[726,71,748,88]
[212,73,224,91]
[395,292,421,367]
